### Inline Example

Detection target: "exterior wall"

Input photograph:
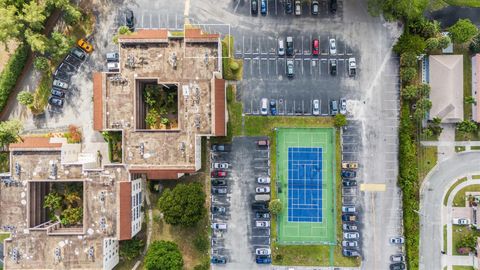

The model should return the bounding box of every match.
[131,178,143,237]
[103,238,119,270]
[473,54,480,122]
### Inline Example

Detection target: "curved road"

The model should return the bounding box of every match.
[419,152,480,270]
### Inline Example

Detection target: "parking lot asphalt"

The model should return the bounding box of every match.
[211,137,271,270]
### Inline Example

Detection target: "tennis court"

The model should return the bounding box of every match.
[276,128,336,245]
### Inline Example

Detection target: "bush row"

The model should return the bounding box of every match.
[0,45,29,112]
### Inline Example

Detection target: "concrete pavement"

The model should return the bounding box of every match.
[419,151,480,270]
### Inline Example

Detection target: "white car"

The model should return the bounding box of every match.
[255,248,271,255]
[342,206,356,213]
[107,62,120,72]
[453,218,470,225]
[260,98,268,115]
[340,98,347,115]
[255,186,270,194]
[211,223,227,230]
[312,99,320,115]
[343,232,359,239]
[257,177,271,184]
[342,240,358,247]
[53,79,69,90]
[255,221,270,227]
[212,163,229,169]
[389,236,405,244]
[329,38,336,55]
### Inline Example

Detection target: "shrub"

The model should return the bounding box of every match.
[458,120,478,133]
[401,67,417,84]
[393,33,426,55]
[400,52,418,68]
[425,37,439,51]
[439,35,451,49]
[193,234,208,252]
[17,91,34,106]
[334,114,347,127]
[65,125,82,143]
[145,241,183,270]
[33,56,50,72]
[269,199,282,215]
[0,44,29,112]
[448,18,479,44]
[119,237,145,261]
[157,183,206,226]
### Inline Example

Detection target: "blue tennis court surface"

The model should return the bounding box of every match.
[287,147,323,223]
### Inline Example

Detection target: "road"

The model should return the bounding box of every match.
[419,151,480,270]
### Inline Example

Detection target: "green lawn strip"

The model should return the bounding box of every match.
[273,245,330,265]
[211,85,243,144]
[428,0,449,10]
[0,233,11,242]
[244,116,334,136]
[471,146,480,150]
[452,225,480,256]
[443,225,447,252]
[445,0,480,7]
[459,47,472,120]
[452,266,475,270]
[452,184,480,207]
[444,177,468,206]
[417,146,438,180]
[455,146,466,152]
[0,152,9,173]
[472,175,480,179]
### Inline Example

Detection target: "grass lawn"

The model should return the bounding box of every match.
[452,184,480,207]
[0,152,9,173]
[456,146,466,152]
[211,85,243,143]
[444,177,467,206]
[0,233,10,242]
[445,0,480,7]
[458,47,472,120]
[471,146,480,150]
[417,146,438,180]
[452,266,475,270]
[444,225,447,252]
[452,225,480,255]
[428,0,449,10]
[472,175,480,179]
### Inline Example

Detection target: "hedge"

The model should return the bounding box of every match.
[0,45,29,112]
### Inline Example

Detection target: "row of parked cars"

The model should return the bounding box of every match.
[340,161,361,257]
[210,143,232,265]
[251,0,337,15]
[259,98,347,116]
[48,39,92,109]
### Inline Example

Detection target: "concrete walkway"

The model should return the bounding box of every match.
[421,141,480,147]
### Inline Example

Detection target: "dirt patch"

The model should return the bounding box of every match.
[0,40,19,73]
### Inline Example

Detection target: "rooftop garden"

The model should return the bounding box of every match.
[43,182,83,226]
[143,83,178,130]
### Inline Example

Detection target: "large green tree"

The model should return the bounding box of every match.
[368,0,428,21]
[458,120,478,133]
[25,29,48,54]
[393,33,426,55]
[0,119,22,148]
[448,19,479,44]
[144,241,183,270]
[157,183,206,226]
[21,1,47,31]
[0,5,23,45]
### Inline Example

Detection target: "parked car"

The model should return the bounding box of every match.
[211,256,227,264]
[212,206,226,213]
[390,254,405,262]
[251,0,258,14]
[256,255,272,264]
[211,223,227,230]
[70,47,86,61]
[343,232,360,239]
[294,0,301,15]
[212,187,227,195]
[255,194,270,201]
[257,140,269,147]
[342,206,356,213]
[342,214,357,222]
[312,39,319,56]
[286,59,294,77]
[341,170,356,178]
[106,52,119,62]
[51,88,65,98]
[125,9,134,30]
[256,221,270,227]
[260,98,269,115]
[256,186,270,194]
[342,180,357,187]
[77,38,93,53]
[312,99,320,115]
[255,248,271,255]
[211,144,231,152]
[53,79,69,90]
[342,240,358,248]
[330,59,337,75]
[453,218,470,225]
[107,62,120,72]
[390,263,406,270]
[389,237,405,244]
[343,249,360,257]
[329,38,336,55]
[278,39,285,56]
[340,98,347,114]
[252,202,268,211]
[212,163,229,169]
[286,37,294,56]
[285,0,293,14]
[311,0,319,15]
[329,0,337,13]
[48,97,64,107]
[255,212,270,219]
[257,177,271,184]
[270,99,277,115]
[330,100,338,115]
[342,162,358,169]
[343,223,358,231]
[260,0,267,15]
[211,179,227,186]
[211,171,227,178]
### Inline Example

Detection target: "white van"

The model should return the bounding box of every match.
[278,39,285,56]
[260,98,268,115]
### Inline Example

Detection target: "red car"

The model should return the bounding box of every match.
[211,171,227,178]
[312,39,319,56]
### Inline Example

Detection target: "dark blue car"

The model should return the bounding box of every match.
[211,256,227,264]
[341,170,356,179]
[256,255,271,264]
[261,0,267,15]
[270,99,277,115]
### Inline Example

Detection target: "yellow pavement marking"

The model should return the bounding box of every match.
[360,183,386,192]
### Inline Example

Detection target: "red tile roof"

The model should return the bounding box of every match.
[119,29,168,42]
[118,181,132,240]
[93,72,103,131]
[213,79,226,136]
[185,28,220,42]
[9,137,62,150]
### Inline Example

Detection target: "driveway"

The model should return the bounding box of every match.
[420,152,480,270]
